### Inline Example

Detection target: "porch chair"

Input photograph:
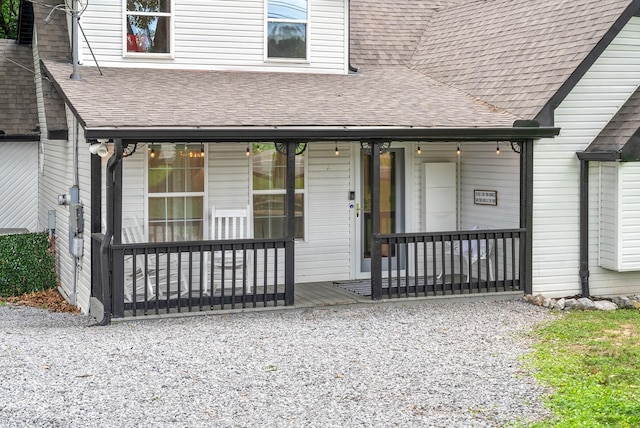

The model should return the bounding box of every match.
[205,205,252,295]
[439,226,495,283]
[121,215,189,302]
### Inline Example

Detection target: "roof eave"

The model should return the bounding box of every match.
[84,125,560,143]
[0,134,40,142]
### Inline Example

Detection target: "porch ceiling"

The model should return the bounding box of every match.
[41,61,553,142]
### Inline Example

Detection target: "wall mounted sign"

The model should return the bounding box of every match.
[474,190,497,206]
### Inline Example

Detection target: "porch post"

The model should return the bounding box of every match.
[520,139,534,295]
[110,139,125,317]
[370,141,382,300]
[284,141,296,305]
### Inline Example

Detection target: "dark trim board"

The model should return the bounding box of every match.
[535,0,640,126]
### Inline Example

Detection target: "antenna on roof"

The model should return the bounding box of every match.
[69,0,81,80]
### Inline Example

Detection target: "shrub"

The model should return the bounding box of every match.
[0,232,57,296]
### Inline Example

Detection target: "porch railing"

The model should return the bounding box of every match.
[372,229,525,299]
[92,234,292,319]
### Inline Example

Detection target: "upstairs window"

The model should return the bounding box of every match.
[267,0,308,60]
[125,0,172,55]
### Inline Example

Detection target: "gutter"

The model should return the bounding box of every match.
[84,125,560,143]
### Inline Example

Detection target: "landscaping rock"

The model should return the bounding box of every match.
[564,298,578,310]
[633,301,640,310]
[593,300,618,311]
[574,297,596,310]
[552,298,566,311]
[523,294,545,306]
[611,295,633,309]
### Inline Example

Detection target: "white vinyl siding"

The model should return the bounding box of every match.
[458,143,521,230]
[598,162,640,272]
[598,163,618,270]
[78,0,346,74]
[532,17,640,297]
[0,142,38,231]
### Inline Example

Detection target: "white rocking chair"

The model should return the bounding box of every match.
[122,215,189,302]
[204,205,252,295]
[438,227,495,283]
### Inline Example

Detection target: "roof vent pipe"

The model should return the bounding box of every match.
[70,0,81,80]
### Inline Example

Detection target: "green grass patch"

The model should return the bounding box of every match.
[525,309,640,427]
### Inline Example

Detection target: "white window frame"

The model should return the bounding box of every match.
[250,143,308,241]
[144,143,208,242]
[123,1,174,59]
[264,0,311,63]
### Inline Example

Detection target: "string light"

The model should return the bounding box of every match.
[496,142,500,155]
[417,144,422,155]
[335,143,339,156]
[246,143,250,157]
[200,143,205,158]
[456,143,461,156]
[149,143,156,159]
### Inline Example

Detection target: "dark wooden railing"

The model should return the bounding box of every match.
[372,229,525,299]
[92,234,291,319]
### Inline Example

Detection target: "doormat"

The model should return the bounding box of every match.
[334,277,442,297]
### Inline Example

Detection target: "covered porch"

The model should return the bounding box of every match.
[89,132,553,324]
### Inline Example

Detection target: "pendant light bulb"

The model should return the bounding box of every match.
[335,143,339,156]
[246,144,250,157]
[149,144,156,159]
[417,145,422,155]
[456,143,461,156]
[496,142,500,155]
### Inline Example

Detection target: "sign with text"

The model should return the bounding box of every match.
[474,190,497,206]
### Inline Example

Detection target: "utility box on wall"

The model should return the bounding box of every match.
[423,162,457,232]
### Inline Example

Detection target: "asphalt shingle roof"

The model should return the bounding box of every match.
[43,62,518,130]
[587,87,640,154]
[0,39,38,137]
[350,0,467,67]
[411,0,632,120]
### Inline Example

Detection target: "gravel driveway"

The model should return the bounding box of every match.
[0,299,555,427]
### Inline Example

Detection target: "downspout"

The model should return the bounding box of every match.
[95,146,122,325]
[347,0,358,73]
[579,159,590,297]
[70,117,80,306]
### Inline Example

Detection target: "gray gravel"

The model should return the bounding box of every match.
[0,299,555,427]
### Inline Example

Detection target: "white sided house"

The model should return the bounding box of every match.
[14,0,640,321]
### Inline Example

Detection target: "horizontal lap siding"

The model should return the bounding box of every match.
[296,143,351,282]
[598,163,618,270]
[620,163,640,267]
[0,142,38,230]
[80,0,346,74]
[459,143,520,230]
[533,18,640,297]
